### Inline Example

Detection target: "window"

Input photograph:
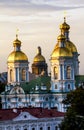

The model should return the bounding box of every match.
[55,126,58,130]
[54,67,58,79]
[10,69,14,82]
[68,84,71,89]
[48,127,50,130]
[66,66,71,79]
[55,84,57,89]
[46,97,48,101]
[22,69,26,81]
[32,128,35,130]
[40,127,43,130]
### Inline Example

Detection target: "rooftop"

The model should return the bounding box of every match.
[0,107,64,121]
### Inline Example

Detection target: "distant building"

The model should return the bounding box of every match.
[0,107,64,130]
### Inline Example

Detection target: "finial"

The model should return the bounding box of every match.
[16,29,19,39]
[63,11,67,22]
[37,46,41,55]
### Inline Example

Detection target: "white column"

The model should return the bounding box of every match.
[18,67,20,82]
[62,64,64,80]
[13,67,16,83]
[8,67,10,83]
[59,65,61,80]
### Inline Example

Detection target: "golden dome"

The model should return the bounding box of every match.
[7,51,28,62]
[13,39,21,46]
[66,41,77,53]
[13,34,21,47]
[34,54,45,62]
[33,46,45,63]
[53,41,77,53]
[60,17,70,30]
[51,47,72,58]
[57,34,65,41]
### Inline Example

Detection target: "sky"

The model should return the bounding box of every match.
[0,0,84,74]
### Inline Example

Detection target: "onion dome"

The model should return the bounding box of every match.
[60,17,70,30]
[66,41,77,53]
[57,33,66,41]
[53,41,77,53]
[13,35,21,47]
[51,47,72,58]
[51,33,72,58]
[7,34,28,63]
[33,46,45,62]
[7,51,28,62]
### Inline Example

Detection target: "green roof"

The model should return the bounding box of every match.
[21,76,51,93]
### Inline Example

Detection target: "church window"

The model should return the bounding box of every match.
[55,126,58,130]
[46,97,48,101]
[40,127,43,130]
[66,66,71,79]
[22,69,26,81]
[47,127,50,130]
[7,97,10,101]
[10,69,14,82]
[24,115,27,118]
[54,67,58,79]
[68,84,71,89]
[55,84,57,89]
[32,128,35,130]
[18,97,21,102]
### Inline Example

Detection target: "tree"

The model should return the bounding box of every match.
[60,86,84,130]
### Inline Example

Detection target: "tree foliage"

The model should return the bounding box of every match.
[60,86,84,130]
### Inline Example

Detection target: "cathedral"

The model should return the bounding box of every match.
[1,17,79,112]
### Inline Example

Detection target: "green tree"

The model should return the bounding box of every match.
[60,86,84,130]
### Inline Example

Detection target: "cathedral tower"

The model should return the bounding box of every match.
[60,17,79,75]
[32,46,48,76]
[7,34,29,85]
[50,31,75,93]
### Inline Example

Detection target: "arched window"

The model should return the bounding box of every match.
[66,66,71,79]
[68,84,71,90]
[40,127,43,130]
[32,128,35,130]
[55,84,57,89]
[22,69,26,81]
[47,127,50,130]
[55,126,58,130]
[54,67,58,79]
[10,69,14,82]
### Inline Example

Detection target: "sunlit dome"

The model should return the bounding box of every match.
[33,46,45,63]
[51,47,72,58]
[7,34,28,63]
[7,51,28,63]
[60,17,70,30]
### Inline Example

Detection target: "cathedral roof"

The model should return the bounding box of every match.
[33,46,45,63]
[21,75,51,93]
[7,34,28,62]
[60,17,70,31]
[7,51,28,62]
[51,47,72,58]
[51,33,72,58]
[59,17,77,53]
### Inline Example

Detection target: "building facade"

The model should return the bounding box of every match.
[0,108,64,130]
